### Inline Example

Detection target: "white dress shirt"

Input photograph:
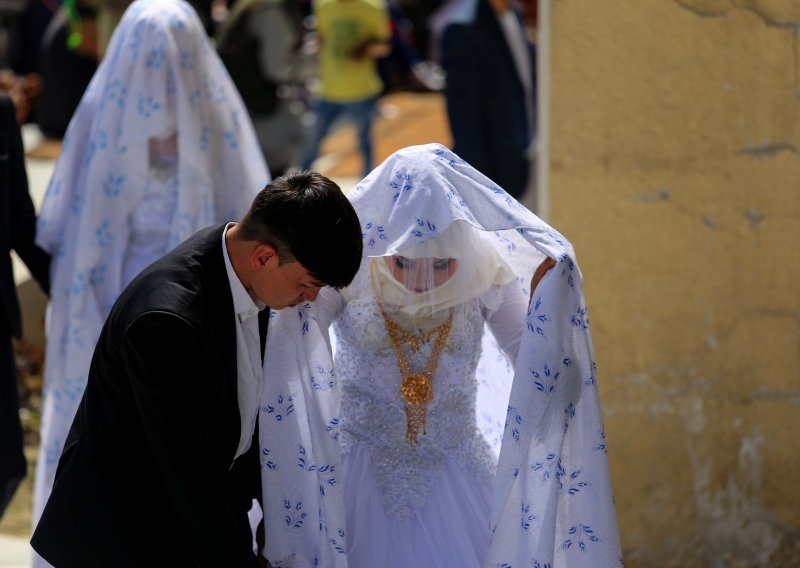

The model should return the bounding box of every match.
[222,224,265,460]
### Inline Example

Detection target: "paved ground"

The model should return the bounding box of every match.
[1,90,452,566]
[0,534,30,567]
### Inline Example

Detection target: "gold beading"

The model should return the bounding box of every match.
[374,293,453,444]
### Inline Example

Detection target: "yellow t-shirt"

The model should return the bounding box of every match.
[315,0,390,102]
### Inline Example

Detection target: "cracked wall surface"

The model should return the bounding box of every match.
[548,0,800,565]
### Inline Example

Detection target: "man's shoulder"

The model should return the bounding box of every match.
[112,225,227,324]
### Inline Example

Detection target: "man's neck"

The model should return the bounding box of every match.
[224,222,253,292]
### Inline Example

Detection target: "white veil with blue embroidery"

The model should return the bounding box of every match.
[259,144,621,567]
[33,0,268,550]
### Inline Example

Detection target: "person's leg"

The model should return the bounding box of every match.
[346,97,378,176]
[300,99,342,171]
[0,333,26,519]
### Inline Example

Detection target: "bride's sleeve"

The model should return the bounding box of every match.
[483,281,528,366]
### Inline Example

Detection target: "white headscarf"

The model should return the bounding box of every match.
[32,0,268,539]
[361,220,516,320]
[260,144,621,567]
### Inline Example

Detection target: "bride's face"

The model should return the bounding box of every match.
[385,256,459,293]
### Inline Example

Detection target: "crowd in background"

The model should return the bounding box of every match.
[0,0,537,176]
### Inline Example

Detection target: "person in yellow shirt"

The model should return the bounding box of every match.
[300,0,391,176]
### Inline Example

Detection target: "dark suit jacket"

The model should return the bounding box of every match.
[0,93,50,518]
[0,93,50,340]
[440,0,536,198]
[32,225,262,567]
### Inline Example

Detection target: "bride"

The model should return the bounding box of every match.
[258,144,621,567]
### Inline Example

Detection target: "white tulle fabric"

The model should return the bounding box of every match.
[259,143,621,567]
[32,0,268,553]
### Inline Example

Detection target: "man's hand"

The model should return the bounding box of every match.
[529,257,557,302]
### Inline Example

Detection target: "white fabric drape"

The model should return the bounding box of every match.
[33,0,268,554]
[259,143,620,567]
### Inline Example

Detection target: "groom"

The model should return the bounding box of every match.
[31,172,363,567]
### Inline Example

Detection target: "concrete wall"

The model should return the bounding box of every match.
[547,1,800,565]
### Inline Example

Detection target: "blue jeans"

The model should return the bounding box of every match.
[300,97,378,176]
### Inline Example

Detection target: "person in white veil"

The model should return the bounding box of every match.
[257,143,621,567]
[32,0,269,559]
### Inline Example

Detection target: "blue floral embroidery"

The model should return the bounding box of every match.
[531,453,559,483]
[585,360,598,387]
[433,147,466,168]
[326,417,340,440]
[179,49,193,70]
[144,44,165,68]
[530,363,560,394]
[493,231,517,254]
[562,523,601,552]
[571,306,589,329]
[527,296,550,336]
[102,175,125,197]
[43,436,65,467]
[521,503,536,530]
[189,89,201,109]
[88,264,107,288]
[596,430,608,453]
[310,365,335,392]
[506,405,523,442]
[329,527,347,554]
[50,375,87,414]
[68,272,89,296]
[558,463,590,495]
[411,218,437,239]
[95,221,112,247]
[264,394,294,421]
[546,230,567,248]
[283,499,307,528]
[199,126,211,151]
[223,130,238,149]
[45,178,63,198]
[363,221,388,247]
[169,13,187,30]
[59,322,84,354]
[261,447,278,470]
[203,77,227,104]
[389,172,412,201]
[532,561,552,568]
[492,186,515,206]
[563,402,576,433]
[559,253,575,288]
[297,445,337,495]
[137,94,162,118]
[445,190,477,222]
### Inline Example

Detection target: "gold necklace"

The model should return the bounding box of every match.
[372,287,453,445]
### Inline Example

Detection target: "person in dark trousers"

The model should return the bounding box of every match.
[0,92,50,518]
[31,171,362,567]
[440,0,536,199]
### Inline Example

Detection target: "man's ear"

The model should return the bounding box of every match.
[251,243,279,270]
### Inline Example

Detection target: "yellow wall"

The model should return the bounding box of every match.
[548,1,800,565]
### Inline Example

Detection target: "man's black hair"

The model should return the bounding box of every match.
[238,171,363,289]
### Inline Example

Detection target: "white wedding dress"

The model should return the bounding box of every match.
[316,267,526,568]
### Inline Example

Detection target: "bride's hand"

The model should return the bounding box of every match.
[529,257,557,302]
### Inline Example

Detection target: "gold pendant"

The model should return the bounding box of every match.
[400,373,433,405]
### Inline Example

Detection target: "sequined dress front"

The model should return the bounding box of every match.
[321,269,522,568]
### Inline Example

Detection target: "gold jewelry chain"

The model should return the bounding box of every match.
[370,270,453,444]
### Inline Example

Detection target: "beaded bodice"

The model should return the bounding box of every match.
[333,273,496,519]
